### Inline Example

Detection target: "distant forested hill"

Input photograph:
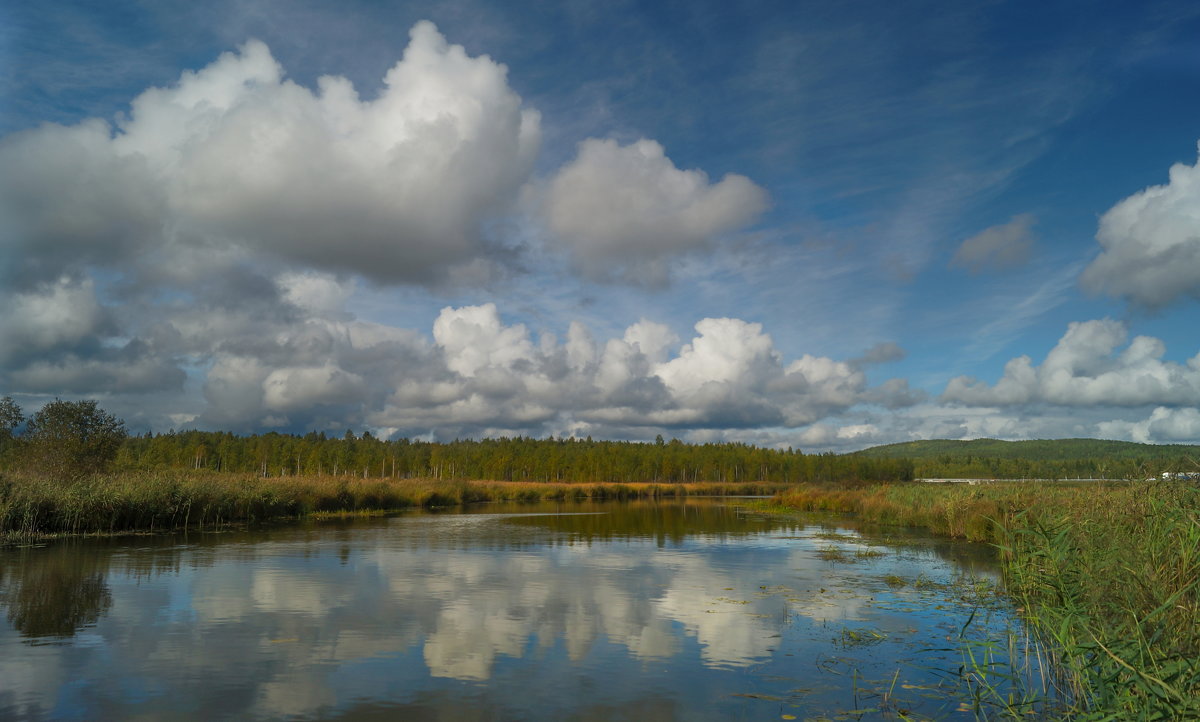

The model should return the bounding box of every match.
[855,438,1200,460]
[853,438,1200,479]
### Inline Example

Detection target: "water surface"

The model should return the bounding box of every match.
[0,499,1032,720]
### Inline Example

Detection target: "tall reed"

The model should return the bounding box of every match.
[773,481,1200,718]
[0,469,786,542]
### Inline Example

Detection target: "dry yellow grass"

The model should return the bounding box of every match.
[0,469,786,541]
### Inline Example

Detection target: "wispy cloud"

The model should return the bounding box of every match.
[960,260,1085,362]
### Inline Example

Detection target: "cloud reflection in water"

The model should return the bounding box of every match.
[0,501,1013,721]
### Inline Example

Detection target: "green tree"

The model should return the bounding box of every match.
[0,395,23,465]
[0,396,21,436]
[23,399,128,480]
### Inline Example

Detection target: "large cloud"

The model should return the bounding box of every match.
[0,277,184,395]
[1098,407,1200,444]
[540,138,769,285]
[0,22,773,293]
[0,267,916,439]
[0,21,541,288]
[1081,146,1200,308]
[177,299,909,438]
[0,278,114,364]
[943,319,1200,407]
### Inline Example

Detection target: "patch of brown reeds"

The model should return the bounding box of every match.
[0,469,788,543]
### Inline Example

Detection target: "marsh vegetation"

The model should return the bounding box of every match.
[0,470,787,543]
[771,481,1200,719]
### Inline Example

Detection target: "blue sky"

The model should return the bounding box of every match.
[3,0,1200,449]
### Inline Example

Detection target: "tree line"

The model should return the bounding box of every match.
[1,397,913,484]
[109,429,914,484]
[12,396,1193,484]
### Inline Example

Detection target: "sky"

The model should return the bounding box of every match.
[2,0,1200,450]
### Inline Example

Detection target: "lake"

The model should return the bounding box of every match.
[0,498,1038,720]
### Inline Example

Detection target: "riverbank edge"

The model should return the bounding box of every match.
[757,481,1200,720]
[0,470,788,545]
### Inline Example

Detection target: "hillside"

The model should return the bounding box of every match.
[853,438,1200,479]
[854,438,1200,461]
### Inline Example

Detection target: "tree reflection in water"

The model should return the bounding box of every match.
[1,544,112,640]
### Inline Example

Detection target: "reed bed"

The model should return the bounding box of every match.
[0,469,785,542]
[773,481,1200,719]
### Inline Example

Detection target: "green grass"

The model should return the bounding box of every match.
[836,626,887,648]
[816,545,848,562]
[772,481,1200,719]
[0,469,787,543]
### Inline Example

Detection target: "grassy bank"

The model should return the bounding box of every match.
[0,469,786,543]
[772,481,1200,719]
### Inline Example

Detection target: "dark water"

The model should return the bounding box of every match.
[0,499,1035,720]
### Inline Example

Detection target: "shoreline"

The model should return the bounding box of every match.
[0,470,789,545]
[758,481,1200,719]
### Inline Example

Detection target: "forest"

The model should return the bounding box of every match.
[0,398,910,484]
[4,397,1199,484]
[106,429,915,484]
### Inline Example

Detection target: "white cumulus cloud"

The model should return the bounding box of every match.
[0,277,114,362]
[432,303,536,379]
[1098,407,1200,444]
[1081,145,1200,308]
[182,303,906,438]
[262,364,368,413]
[540,138,768,285]
[0,21,541,288]
[943,319,1200,407]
